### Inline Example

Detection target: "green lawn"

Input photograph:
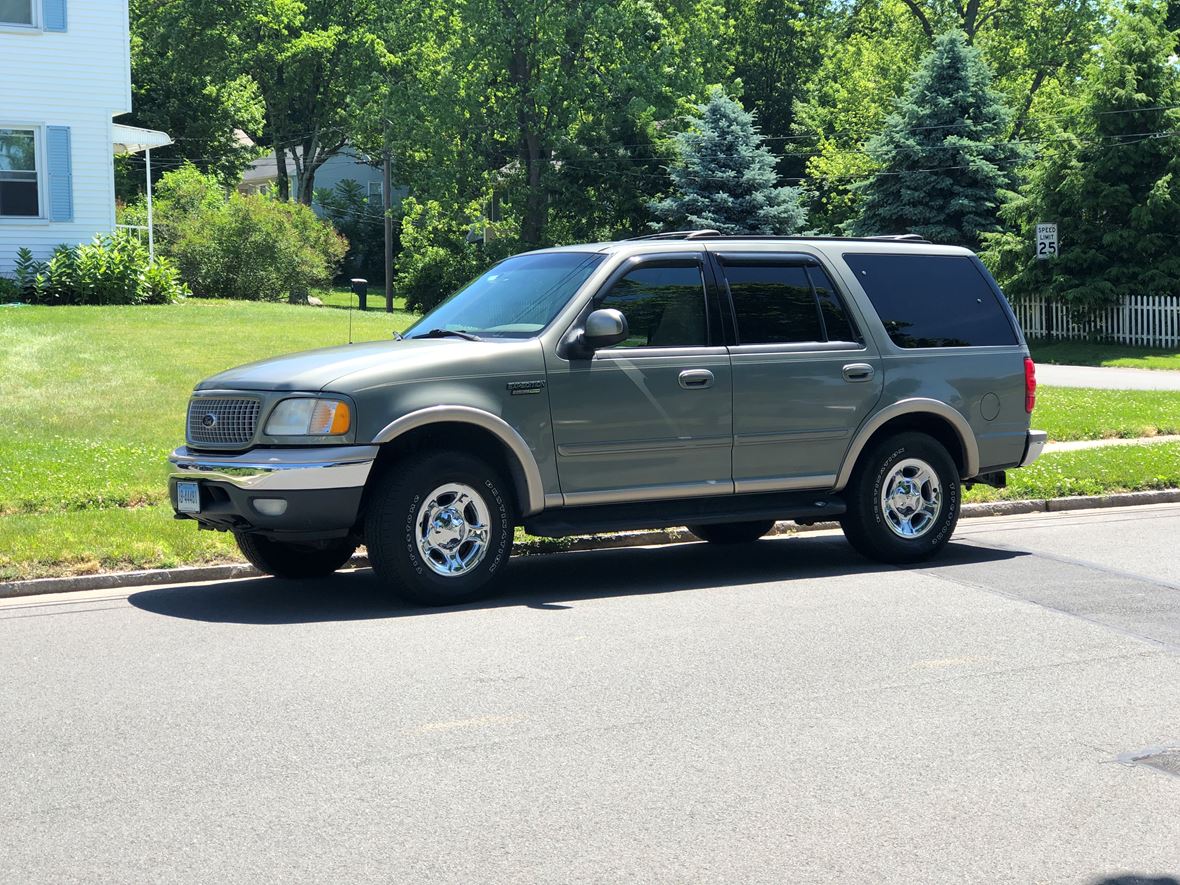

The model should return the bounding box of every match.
[1029,339,1180,371]
[2,299,1179,581]
[1034,387,1180,442]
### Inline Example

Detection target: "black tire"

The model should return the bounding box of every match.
[363,450,514,606]
[686,520,776,545]
[234,532,357,579]
[839,432,960,564]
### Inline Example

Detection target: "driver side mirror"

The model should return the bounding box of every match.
[581,308,629,352]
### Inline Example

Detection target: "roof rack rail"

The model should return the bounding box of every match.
[864,234,931,243]
[624,230,934,245]
[628,229,721,241]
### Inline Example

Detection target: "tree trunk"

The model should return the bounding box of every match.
[275,145,290,201]
[520,132,546,245]
[288,283,309,305]
[1010,68,1048,140]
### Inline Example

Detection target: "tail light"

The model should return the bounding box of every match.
[1024,357,1037,413]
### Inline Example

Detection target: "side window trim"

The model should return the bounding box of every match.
[713,252,863,349]
[587,252,715,351]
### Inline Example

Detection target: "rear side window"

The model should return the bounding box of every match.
[843,253,1018,348]
[723,261,860,345]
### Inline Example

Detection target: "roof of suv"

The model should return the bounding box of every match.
[534,231,976,258]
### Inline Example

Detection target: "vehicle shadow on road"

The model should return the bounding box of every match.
[127,534,1028,626]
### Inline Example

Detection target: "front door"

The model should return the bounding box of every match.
[546,254,733,505]
[713,252,883,492]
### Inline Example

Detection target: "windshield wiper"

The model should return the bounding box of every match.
[409,328,482,341]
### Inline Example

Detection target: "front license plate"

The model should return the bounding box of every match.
[176,481,201,513]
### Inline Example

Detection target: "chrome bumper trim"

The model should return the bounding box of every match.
[1020,430,1047,467]
[169,445,378,491]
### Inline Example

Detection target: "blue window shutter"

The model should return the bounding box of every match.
[45,126,73,222]
[43,0,67,31]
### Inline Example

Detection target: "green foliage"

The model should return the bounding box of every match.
[393,197,514,313]
[314,179,391,282]
[983,1,1180,308]
[652,89,807,234]
[0,276,19,301]
[128,165,348,301]
[850,31,1022,247]
[10,235,187,306]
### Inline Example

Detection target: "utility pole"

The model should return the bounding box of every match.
[383,138,393,314]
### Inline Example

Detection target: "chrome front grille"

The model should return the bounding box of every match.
[187,397,261,447]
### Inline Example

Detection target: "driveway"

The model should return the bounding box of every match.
[2,505,1180,884]
[1038,362,1180,390]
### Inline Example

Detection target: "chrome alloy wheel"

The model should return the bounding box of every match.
[879,458,943,539]
[415,483,492,577]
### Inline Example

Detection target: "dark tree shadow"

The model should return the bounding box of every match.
[128,536,1026,626]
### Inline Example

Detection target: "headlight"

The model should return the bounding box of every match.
[265,398,352,436]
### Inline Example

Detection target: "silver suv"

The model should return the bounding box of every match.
[169,232,1046,605]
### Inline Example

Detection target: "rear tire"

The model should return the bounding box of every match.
[234,532,357,579]
[686,520,776,545]
[363,450,514,606]
[839,432,960,564]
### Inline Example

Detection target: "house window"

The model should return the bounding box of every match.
[0,128,40,217]
[0,0,35,26]
[367,181,384,202]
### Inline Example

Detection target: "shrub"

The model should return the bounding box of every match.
[125,165,348,301]
[0,275,19,301]
[9,234,187,305]
[394,197,516,313]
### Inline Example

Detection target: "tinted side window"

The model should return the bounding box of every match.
[725,264,822,344]
[808,266,860,343]
[843,253,1018,348]
[597,264,707,348]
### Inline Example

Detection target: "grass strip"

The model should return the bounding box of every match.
[1029,339,1180,371]
[1033,387,1180,442]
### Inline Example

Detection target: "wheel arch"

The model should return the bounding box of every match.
[834,399,979,491]
[370,406,546,516]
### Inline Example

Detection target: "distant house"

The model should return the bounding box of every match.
[238,144,396,211]
[0,0,169,273]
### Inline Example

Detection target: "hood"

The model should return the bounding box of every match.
[195,337,497,392]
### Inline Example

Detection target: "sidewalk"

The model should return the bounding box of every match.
[1044,433,1180,453]
[1037,362,1180,390]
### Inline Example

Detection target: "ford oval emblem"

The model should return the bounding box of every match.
[202,413,218,428]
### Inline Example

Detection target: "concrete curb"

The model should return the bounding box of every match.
[4,488,1180,600]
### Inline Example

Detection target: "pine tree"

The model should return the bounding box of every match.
[651,89,806,234]
[984,2,1180,307]
[850,31,1020,248]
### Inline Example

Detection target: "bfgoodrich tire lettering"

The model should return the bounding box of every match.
[364,450,514,606]
[839,432,960,564]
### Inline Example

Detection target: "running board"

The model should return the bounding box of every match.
[524,491,846,538]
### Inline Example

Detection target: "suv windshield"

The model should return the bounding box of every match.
[405,252,605,340]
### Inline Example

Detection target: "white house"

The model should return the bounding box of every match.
[0,0,168,274]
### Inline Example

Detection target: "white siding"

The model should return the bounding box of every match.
[0,0,131,274]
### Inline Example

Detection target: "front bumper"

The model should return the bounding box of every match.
[1020,430,1048,467]
[168,445,377,538]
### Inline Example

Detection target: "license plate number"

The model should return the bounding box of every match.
[176,481,201,513]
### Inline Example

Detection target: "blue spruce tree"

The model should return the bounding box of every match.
[850,32,1021,248]
[652,88,806,234]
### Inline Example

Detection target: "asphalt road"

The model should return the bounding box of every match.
[3,506,1180,885]
[1037,363,1180,390]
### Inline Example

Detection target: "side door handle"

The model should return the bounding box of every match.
[678,369,714,390]
[842,363,875,383]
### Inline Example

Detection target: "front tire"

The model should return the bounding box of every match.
[234,532,357,579]
[686,520,776,545]
[363,451,515,606]
[839,432,960,564]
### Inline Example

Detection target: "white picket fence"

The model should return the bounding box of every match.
[1011,294,1180,348]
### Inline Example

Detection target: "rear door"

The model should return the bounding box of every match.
[714,251,883,492]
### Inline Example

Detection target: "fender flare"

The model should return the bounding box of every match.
[834,398,980,491]
[372,405,546,516]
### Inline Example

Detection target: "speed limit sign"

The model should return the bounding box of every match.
[1036,223,1058,260]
